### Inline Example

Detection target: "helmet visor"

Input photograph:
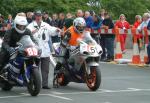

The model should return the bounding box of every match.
[16,24,26,31]
[76,25,85,33]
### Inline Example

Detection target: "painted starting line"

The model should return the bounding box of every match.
[51,88,150,95]
[0,93,73,101]
[0,88,150,100]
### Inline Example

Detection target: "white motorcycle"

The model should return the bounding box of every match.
[53,31,103,91]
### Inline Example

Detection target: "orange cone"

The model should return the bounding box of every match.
[144,44,149,63]
[143,27,149,63]
[131,28,141,64]
[115,28,123,59]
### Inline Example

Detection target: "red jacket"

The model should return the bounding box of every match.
[115,20,130,35]
[133,21,143,39]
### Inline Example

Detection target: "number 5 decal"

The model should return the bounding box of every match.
[90,47,95,53]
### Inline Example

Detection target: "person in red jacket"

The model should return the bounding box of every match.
[115,14,130,53]
[133,15,142,51]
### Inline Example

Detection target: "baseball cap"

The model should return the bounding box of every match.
[35,10,42,16]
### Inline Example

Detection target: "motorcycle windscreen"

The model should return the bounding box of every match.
[18,35,36,48]
[82,31,97,45]
[80,31,103,55]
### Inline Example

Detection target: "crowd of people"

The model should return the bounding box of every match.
[1,9,150,63]
[1,9,150,89]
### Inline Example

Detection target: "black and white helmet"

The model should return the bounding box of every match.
[73,17,86,33]
[14,15,28,34]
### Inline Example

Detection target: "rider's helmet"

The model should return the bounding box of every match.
[73,17,86,33]
[14,15,28,34]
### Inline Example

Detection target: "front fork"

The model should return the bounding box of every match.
[85,63,91,75]
[84,61,99,75]
[24,58,40,84]
[22,62,30,84]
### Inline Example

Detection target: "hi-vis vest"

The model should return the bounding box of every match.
[67,26,83,46]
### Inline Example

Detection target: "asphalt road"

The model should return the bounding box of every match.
[0,63,150,103]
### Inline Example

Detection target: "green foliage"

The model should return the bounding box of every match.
[0,0,16,17]
[0,0,150,23]
[101,0,150,23]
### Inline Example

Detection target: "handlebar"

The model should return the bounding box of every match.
[10,43,23,56]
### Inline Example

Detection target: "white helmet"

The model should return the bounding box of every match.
[73,17,86,33]
[14,15,28,34]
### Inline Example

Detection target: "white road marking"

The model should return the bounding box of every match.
[21,93,72,101]
[51,91,64,95]
[47,94,73,101]
[100,62,128,66]
[0,95,28,99]
[51,88,150,95]
[127,88,142,91]
[0,92,72,101]
[0,88,150,99]
[103,102,112,103]
[20,93,30,95]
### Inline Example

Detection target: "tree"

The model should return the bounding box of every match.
[87,0,102,13]
[1,0,150,23]
[0,0,16,17]
[101,0,150,23]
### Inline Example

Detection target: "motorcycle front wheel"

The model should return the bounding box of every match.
[85,66,101,91]
[27,68,41,96]
[1,82,13,91]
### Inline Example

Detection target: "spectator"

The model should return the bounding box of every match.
[17,12,26,17]
[27,10,61,89]
[0,15,7,37]
[99,9,106,20]
[76,9,84,17]
[66,13,73,18]
[64,13,74,31]
[98,9,108,61]
[58,13,65,29]
[138,13,150,64]
[6,14,14,30]
[50,13,59,27]
[101,13,115,62]
[115,14,130,53]
[89,10,95,16]
[138,13,150,31]
[50,14,60,43]
[91,15,102,30]
[27,12,34,24]
[145,13,150,64]
[84,11,93,28]
[43,12,51,25]
[133,15,143,52]
[43,12,53,53]
[91,15,103,43]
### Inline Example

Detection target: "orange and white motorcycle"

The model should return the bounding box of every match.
[53,32,102,91]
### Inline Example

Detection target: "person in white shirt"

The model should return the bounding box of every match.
[27,10,61,89]
[137,13,150,32]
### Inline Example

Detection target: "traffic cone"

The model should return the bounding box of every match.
[144,44,149,63]
[115,28,122,59]
[131,28,141,64]
[143,28,149,64]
